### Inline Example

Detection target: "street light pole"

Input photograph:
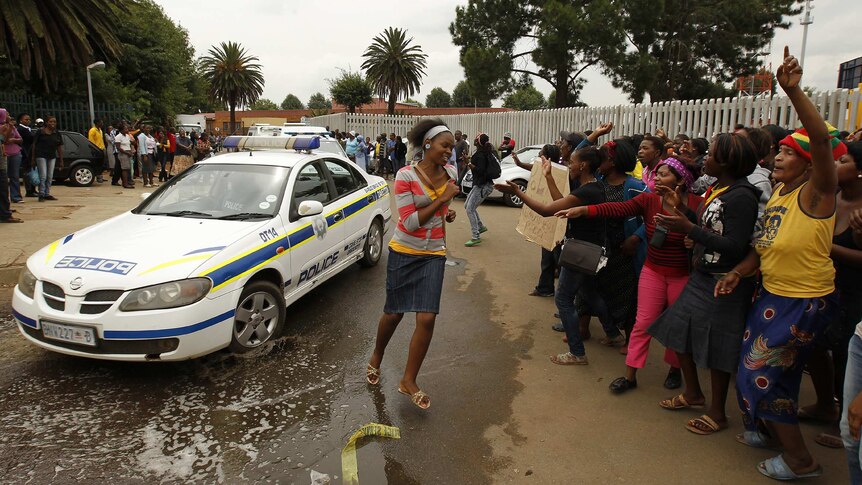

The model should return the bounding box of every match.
[86,61,106,126]
[799,0,814,69]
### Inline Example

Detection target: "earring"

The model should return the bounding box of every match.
[424,143,431,150]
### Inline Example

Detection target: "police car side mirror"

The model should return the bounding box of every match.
[297,200,324,217]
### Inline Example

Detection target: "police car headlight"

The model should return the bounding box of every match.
[119,278,212,311]
[17,267,37,299]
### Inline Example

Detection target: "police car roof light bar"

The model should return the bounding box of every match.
[291,136,321,153]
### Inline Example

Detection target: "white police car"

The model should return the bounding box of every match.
[12,136,391,361]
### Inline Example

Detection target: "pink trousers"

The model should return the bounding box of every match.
[625,264,688,369]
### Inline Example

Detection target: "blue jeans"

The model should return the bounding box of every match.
[556,266,618,357]
[36,157,55,196]
[7,153,22,201]
[841,333,862,484]
[465,182,493,239]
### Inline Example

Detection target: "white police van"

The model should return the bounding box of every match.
[12,136,391,361]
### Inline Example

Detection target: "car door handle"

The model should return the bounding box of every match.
[333,211,343,222]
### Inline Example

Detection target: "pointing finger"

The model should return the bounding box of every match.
[784,45,789,60]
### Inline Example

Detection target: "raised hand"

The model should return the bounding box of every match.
[494,180,521,195]
[595,122,614,137]
[777,46,802,91]
[655,184,683,209]
[541,157,552,177]
[555,206,587,219]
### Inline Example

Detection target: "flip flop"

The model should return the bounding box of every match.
[366,364,380,385]
[813,432,843,449]
[659,393,705,410]
[757,455,823,481]
[398,386,430,410]
[685,415,726,435]
[736,431,780,450]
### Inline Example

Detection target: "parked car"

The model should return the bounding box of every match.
[460,145,542,207]
[52,131,105,187]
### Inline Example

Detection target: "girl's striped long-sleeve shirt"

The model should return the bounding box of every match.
[388,164,459,256]
[586,192,703,276]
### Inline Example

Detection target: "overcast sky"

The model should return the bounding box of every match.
[156,0,859,108]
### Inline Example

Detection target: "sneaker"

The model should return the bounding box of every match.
[550,352,588,365]
[44,195,57,201]
[528,289,554,297]
[479,225,488,234]
[464,238,482,247]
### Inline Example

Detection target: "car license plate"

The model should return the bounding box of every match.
[41,321,97,347]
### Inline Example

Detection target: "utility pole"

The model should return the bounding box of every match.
[799,0,814,69]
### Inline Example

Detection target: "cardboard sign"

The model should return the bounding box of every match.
[516,162,570,251]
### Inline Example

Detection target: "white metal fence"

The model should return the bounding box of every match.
[308,89,862,148]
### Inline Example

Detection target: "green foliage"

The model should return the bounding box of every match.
[425,87,452,108]
[200,41,265,133]
[280,94,304,110]
[451,80,490,107]
[307,92,332,111]
[547,85,587,108]
[251,98,279,110]
[504,85,546,111]
[450,0,623,108]
[604,0,800,102]
[0,0,126,91]
[361,27,428,114]
[329,70,373,113]
[402,98,423,107]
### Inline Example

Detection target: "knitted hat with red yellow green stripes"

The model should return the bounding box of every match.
[779,122,848,161]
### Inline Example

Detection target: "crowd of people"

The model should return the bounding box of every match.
[0,113,223,223]
[364,49,862,481]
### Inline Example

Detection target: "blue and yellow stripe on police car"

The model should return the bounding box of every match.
[199,184,389,292]
[44,233,75,264]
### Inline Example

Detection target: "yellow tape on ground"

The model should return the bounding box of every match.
[341,423,401,485]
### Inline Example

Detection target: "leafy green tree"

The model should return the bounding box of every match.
[425,87,452,108]
[0,0,126,91]
[402,98,423,107]
[307,92,332,110]
[504,85,546,111]
[450,0,623,108]
[280,94,304,110]
[250,98,279,110]
[604,0,799,102]
[200,41,265,134]
[329,70,373,113]
[361,27,428,114]
[451,80,490,107]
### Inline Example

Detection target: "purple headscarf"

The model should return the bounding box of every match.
[657,157,694,190]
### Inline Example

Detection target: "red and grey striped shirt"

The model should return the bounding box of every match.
[388,164,459,256]
[586,192,703,276]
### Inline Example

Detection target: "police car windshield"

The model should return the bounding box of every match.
[137,164,290,219]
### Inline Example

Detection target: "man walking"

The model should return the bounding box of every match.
[88,119,106,183]
[114,125,134,188]
[454,130,470,182]
[16,114,36,197]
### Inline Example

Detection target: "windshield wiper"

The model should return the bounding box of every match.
[147,210,213,218]
[216,212,274,220]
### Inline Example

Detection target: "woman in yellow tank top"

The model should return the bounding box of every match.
[714,47,848,480]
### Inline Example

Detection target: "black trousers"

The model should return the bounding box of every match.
[0,169,12,219]
[535,244,561,294]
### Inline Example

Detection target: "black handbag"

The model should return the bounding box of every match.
[558,238,606,276]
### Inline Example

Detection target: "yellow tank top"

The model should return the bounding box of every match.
[754,182,835,297]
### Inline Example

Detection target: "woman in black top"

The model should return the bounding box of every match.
[31,115,64,201]
[496,146,620,365]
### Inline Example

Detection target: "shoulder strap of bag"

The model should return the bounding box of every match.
[413,164,451,243]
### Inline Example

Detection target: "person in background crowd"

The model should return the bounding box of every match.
[395,135,408,172]
[345,131,358,161]
[196,132,213,160]
[87,119,105,183]
[499,132,516,159]
[741,128,775,218]
[387,133,397,173]
[104,123,118,185]
[5,112,24,203]
[31,115,63,202]
[638,135,667,192]
[366,118,459,411]
[648,133,760,436]
[355,135,368,172]
[464,133,496,247]
[680,137,709,182]
[16,114,36,198]
[0,108,22,223]
[716,47,843,480]
[453,130,470,183]
[761,124,792,174]
[558,157,701,389]
[114,124,134,189]
[137,126,153,188]
[164,126,176,180]
[172,130,194,175]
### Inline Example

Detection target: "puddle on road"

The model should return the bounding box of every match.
[0,333,413,484]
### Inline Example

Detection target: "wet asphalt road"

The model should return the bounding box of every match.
[0,248,520,484]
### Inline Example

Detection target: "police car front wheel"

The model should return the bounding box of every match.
[358,219,383,268]
[229,281,286,353]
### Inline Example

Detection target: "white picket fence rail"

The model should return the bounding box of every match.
[308,90,862,148]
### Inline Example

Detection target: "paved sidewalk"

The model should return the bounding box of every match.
[0,182,148,284]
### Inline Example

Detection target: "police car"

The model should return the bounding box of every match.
[12,136,391,361]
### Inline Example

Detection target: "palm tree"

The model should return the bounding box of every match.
[0,0,125,91]
[361,27,428,115]
[199,41,265,134]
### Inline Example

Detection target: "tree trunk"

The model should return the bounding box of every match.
[554,68,568,108]
[387,90,397,115]
[229,103,236,135]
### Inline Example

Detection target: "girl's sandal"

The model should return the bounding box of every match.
[685,415,727,435]
[366,364,380,385]
[398,386,430,410]
[659,394,705,410]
